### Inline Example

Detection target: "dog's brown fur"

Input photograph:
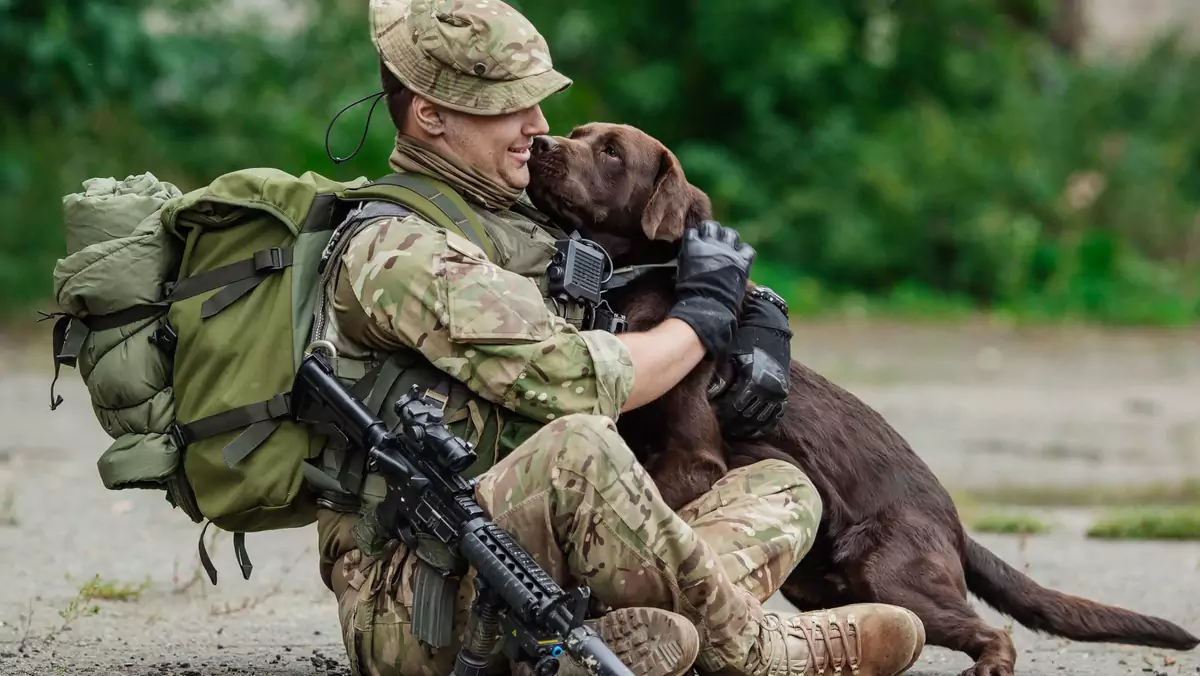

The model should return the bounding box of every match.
[526,122,1198,676]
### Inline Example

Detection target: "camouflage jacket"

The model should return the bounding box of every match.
[310,166,635,495]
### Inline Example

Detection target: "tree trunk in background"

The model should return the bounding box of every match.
[1049,0,1085,58]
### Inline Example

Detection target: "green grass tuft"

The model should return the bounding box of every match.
[968,512,1052,535]
[78,574,151,602]
[1086,508,1200,541]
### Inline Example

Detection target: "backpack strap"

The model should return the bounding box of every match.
[340,172,498,262]
[77,245,295,332]
[196,520,253,585]
[170,392,292,468]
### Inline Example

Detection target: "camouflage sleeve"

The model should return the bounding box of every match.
[333,214,635,422]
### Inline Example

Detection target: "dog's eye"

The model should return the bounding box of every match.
[601,145,619,158]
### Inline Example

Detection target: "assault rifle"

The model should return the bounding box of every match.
[290,349,634,676]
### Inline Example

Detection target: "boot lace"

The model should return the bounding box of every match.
[756,610,861,676]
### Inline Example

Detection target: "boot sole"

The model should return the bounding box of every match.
[898,608,926,672]
[595,607,700,676]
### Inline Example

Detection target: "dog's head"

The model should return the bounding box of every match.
[526,122,712,263]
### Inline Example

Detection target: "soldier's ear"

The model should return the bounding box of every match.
[410,95,446,136]
[640,146,711,242]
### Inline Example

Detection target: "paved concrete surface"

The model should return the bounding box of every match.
[1,321,1198,675]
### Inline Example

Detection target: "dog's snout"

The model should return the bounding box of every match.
[532,135,559,155]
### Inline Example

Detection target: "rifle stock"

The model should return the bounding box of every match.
[291,350,635,676]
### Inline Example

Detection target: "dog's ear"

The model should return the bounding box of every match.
[641,146,711,242]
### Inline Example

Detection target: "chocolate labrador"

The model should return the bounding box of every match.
[524,122,1198,676]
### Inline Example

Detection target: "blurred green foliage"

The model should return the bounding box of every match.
[3,0,1199,324]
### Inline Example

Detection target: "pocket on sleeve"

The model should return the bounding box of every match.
[443,260,554,343]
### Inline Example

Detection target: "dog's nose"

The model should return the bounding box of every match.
[532,135,558,155]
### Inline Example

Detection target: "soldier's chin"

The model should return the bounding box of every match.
[503,164,531,191]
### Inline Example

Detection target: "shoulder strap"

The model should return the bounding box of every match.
[339,172,498,262]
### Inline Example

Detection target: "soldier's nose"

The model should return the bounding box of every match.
[532,135,558,155]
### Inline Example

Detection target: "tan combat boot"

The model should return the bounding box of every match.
[554,606,701,676]
[738,603,925,676]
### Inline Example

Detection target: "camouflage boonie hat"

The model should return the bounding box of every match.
[370,0,572,116]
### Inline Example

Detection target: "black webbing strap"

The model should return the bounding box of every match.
[333,360,387,496]
[46,309,156,410]
[171,392,291,469]
[173,392,291,445]
[233,532,253,580]
[364,357,407,417]
[48,315,93,410]
[49,315,73,410]
[197,522,253,585]
[196,246,294,318]
[82,302,171,333]
[59,318,91,363]
[220,419,280,469]
[348,360,386,400]
[78,246,294,332]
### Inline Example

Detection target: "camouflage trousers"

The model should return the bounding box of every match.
[316,413,822,676]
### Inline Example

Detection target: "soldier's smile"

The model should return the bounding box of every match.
[508,142,532,164]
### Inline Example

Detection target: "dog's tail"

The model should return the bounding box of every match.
[964,536,1198,650]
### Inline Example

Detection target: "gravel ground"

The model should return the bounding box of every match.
[1,321,1198,675]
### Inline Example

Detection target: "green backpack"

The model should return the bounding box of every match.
[50,167,497,582]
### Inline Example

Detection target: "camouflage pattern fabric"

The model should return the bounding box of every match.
[330,212,635,423]
[371,0,573,116]
[317,413,823,676]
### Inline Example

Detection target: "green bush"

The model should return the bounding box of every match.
[2,0,1198,323]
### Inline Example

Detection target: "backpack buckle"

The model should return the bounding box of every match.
[253,247,287,272]
[421,387,449,411]
[149,323,178,356]
[168,423,189,450]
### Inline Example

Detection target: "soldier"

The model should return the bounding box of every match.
[310,1,927,675]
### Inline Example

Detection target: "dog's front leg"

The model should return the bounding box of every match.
[642,365,729,512]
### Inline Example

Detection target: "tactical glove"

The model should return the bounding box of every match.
[666,220,756,357]
[709,286,792,439]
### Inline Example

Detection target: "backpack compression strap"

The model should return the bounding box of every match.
[81,245,295,333]
[46,245,295,410]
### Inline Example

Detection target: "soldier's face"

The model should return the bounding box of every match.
[440,104,551,190]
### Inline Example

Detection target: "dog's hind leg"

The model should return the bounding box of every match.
[850,526,1017,676]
